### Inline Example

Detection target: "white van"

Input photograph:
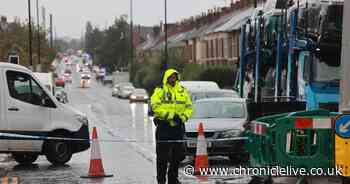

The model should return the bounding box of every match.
[0,63,90,165]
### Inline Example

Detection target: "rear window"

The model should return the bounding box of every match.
[192,101,245,119]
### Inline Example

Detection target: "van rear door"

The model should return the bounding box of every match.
[5,70,53,152]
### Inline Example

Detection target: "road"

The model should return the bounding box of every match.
[0,69,252,184]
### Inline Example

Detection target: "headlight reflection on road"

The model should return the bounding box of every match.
[130,102,136,128]
[143,103,149,124]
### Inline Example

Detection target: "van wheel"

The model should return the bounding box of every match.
[12,153,38,165]
[45,133,72,166]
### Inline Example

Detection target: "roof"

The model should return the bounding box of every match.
[213,7,255,33]
[195,97,247,103]
[183,7,255,40]
[0,62,30,72]
[153,29,194,50]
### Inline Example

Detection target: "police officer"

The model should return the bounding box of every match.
[151,68,193,184]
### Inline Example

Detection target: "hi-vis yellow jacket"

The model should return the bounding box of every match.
[151,69,193,127]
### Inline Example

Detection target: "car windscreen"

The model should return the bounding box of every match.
[134,90,146,94]
[191,91,237,101]
[123,86,134,90]
[192,101,245,119]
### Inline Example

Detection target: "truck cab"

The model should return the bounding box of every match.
[0,63,90,165]
[297,51,340,111]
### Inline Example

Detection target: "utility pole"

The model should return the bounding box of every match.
[163,0,168,72]
[50,14,53,48]
[42,6,46,37]
[36,0,41,67]
[28,0,33,68]
[130,0,133,70]
[340,0,350,112]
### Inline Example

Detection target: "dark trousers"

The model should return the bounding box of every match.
[155,119,185,184]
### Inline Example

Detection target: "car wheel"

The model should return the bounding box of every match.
[44,132,72,166]
[12,153,39,165]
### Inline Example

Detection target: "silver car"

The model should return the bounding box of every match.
[184,97,248,162]
[117,85,135,99]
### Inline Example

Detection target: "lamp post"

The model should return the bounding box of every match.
[50,14,53,49]
[28,0,33,68]
[129,0,134,80]
[130,0,133,62]
[36,0,41,70]
[163,0,168,72]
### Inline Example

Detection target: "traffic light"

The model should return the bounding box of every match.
[8,55,19,65]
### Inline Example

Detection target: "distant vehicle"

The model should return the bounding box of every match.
[180,81,220,91]
[96,68,106,82]
[33,72,54,95]
[64,69,72,74]
[80,76,90,88]
[0,63,89,165]
[55,77,65,88]
[54,86,68,103]
[103,76,113,86]
[112,84,119,97]
[112,82,132,97]
[63,73,72,83]
[129,88,149,103]
[117,85,135,98]
[184,97,249,163]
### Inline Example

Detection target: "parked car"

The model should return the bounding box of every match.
[117,85,135,98]
[63,73,72,83]
[103,76,113,86]
[184,97,249,163]
[54,87,68,103]
[129,88,149,103]
[55,77,65,87]
[112,82,133,97]
[0,63,90,165]
[112,84,119,97]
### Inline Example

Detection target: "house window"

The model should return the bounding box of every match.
[228,36,233,58]
[221,38,225,58]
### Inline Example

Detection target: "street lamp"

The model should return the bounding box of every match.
[36,0,41,69]
[163,0,168,72]
[130,0,133,64]
[27,0,33,68]
[129,0,134,80]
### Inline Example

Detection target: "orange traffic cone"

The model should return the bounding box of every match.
[81,127,113,178]
[194,123,209,180]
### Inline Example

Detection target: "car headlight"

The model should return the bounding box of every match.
[217,129,242,139]
[130,95,136,99]
[75,114,89,126]
[144,96,148,99]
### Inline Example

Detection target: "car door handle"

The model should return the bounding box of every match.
[8,107,19,111]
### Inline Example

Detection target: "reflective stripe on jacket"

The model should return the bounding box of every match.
[151,69,193,126]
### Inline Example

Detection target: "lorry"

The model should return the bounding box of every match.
[238,0,342,113]
[243,0,350,183]
[0,63,90,165]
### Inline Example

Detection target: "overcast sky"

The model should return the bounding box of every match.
[1,0,234,39]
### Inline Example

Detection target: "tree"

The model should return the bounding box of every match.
[84,15,131,73]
